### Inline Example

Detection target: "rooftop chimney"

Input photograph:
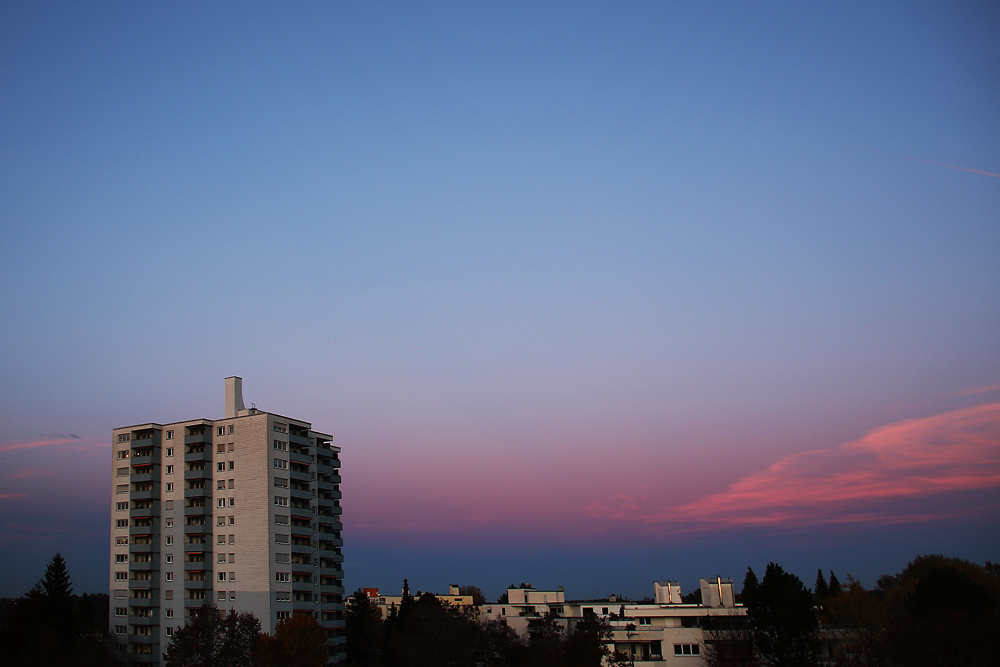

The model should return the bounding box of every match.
[225,376,245,418]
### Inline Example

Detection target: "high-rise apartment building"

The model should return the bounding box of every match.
[109,377,345,664]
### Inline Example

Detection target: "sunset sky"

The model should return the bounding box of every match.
[1,1,998,600]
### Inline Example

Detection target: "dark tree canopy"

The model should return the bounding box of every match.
[813,569,829,599]
[43,553,73,600]
[746,563,816,667]
[163,605,261,667]
[827,572,841,597]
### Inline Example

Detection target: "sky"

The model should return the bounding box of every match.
[1,1,998,601]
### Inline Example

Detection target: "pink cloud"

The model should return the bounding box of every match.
[0,494,26,500]
[0,437,95,453]
[587,402,1000,530]
[957,383,1000,397]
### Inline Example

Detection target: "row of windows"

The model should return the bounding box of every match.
[217,478,235,489]
[218,590,237,601]
[217,572,236,582]
[217,552,236,563]
[217,461,235,471]
[216,425,234,436]
[217,534,236,544]
[273,439,287,451]
[675,644,701,656]
[218,498,236,507]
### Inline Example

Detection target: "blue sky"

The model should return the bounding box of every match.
[1,1,998,600]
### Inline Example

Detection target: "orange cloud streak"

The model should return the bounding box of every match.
[587,402,1000,530]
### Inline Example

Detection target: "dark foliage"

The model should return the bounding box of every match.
[746,563,816,667]
[162,604,261,667]
[257,613,329,667]
[345,588,384,666]
[814,570,829,599]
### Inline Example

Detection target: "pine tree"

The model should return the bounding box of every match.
[42,552,73,600]
[814,569,829,599]
[828,571,841,597]
[742,566,759,607]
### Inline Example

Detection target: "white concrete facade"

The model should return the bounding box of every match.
[108,378,345,664]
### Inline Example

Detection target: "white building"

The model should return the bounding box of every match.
[109,377,345,664]
[480,578,745,665]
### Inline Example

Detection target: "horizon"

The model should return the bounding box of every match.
[1,1,998,601]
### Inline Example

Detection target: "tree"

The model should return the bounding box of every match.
[741,567,759,607]
[561,614,611,667]
[260,613,328,667]
[827,572,841,597]
[813,570,829,599]
[42,553,74,600]
[458,585,487,606]
[746,563,816,667]
[162,605,261,667]
[345,588,383,666]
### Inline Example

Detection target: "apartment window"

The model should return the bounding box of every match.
[165,555,173,564]
[273,458,287,470]
[165,500,173,510]
[116,502,128,511]
[276,572,290,582]
[276,611,290,621]
[229,553,235,563]
[273,440,287,451]
[114,625,127,635]
[165,608,173,618]
[276,591,291,602]
[275,553,290,564]
[228,516,235,526]
[115,607,127,616]
[115,537,128,546]
[165,536,173,546]
[674,645,700,656]
[228,461,234,471]
[274,477,288,488]
[116,467,128,477]
[165,518,173,528]
[229,591,236,600]
[228,498,235,507]
[273,423,287,433]
[218,590,227,600]
[217,516,225,526]
[227,441,234,450]
[166,431,173,440]
[116,484,128,494]
[227,479,234,489]
[115,554,127,563]
[218,534,226,544]
[217,480,226,490]
[114,589,127,599]
[166,465,174,474]
[228,572,235,582]
[117,450,129,460]
[228,534,234,544]
[639,617,652,626]
[165,627,173,637]
[166,446,173,456]
[117,434,130,443]
[217,443,225,453]
[115,519,128,529]
[115,572,127,581]
[274,497,288,507]
[217,427,225,436]
[166,482,174,492]
[217,462,225,472]
[218,572,227,582]
[275,534,289,545]
[165,572,173,582]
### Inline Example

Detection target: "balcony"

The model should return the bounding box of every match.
[184,504,209,517]
[289,432,312,447]
[129,526,155,538]
[129,615,156,626]
[184,433,211,446]
[289,451,312,466]
[184,579,213,590]
[184,486,212,499]
[129,490,156,502]
[129,633,157,644]
[183,560,209,572]
[184,469,211,481]
[129,560,158,572]
[183,523,209,535]
[130,472,155,484]
[129,542,157,554]
[184,449,212,463]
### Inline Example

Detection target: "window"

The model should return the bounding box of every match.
[273,458,287,469]
[228,498,235,507]
[165,536,173,545]
[227,441,234,450]
[165,518,173,528]
[639,617,652,626]
[165,627,173,637]
[116,484,128,494]
[218,534,226,544]
[116,502,128,511]
[274,497,288,507]
[674,645,700,656]
[166,465,173,474]
[114,589,127,599]
[228,572,235,582]
[165,500,173,510]
[115,554,128,563]
[115,607,127,616]
[117,434,130,443]
[217,480,226,490]
[275,553,290,564]
[218,553,227,563]
[165,555,173,564]
[276,591,291,602]
[276,572,290,582]
[274,477,288,488]
[218,516,225,526]
[229,553,235,563]
[115,572,127,581]
[218,443,225,453]
[218,590,227,600]
[273,423,287,433]
[116,467,128,477]
[276,611,290,621]
[228,534,234,544]
[166,431,173,440]
[228,516,235,526]
[229,591,236,600]
[166,483,174,492]
[117,450,129,460]
[115,519,128,528]
[217,427,225,436]
[218,572,227,582]
[165,608,173,618]
[273,440,287,451]
[166,446,173,456]
[228,461,234,471]
[274,515,289,525]
[275,534,289,544]
[227,479,234,489]
[227,425,234,434]
[217,462,225,472]
[165,572,173,582]
[218,498,227,507]
[114,625,127,635]
[115,537,128,546]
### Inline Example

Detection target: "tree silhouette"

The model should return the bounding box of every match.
[813,570,829,599]
[827,572,841,597]
[162,604,260,667]
[746,563,816,667]
[345,588,383,666]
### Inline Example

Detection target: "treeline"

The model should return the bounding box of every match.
[0,553,119,667]
[706,555,1000,667]
[345,580,611,667]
